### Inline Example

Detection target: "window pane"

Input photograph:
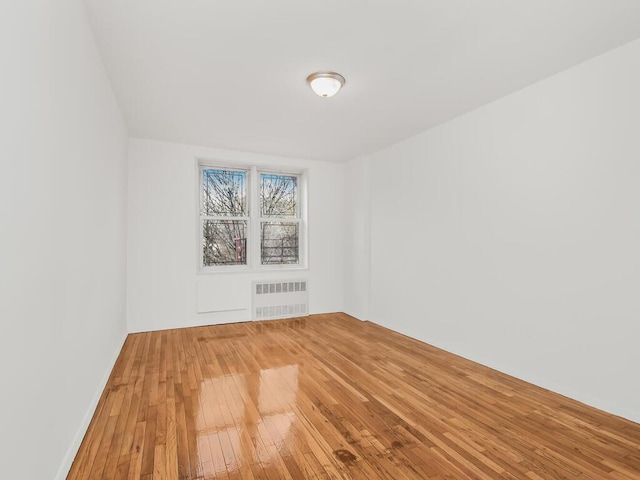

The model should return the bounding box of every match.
[261,222,299,265]
[260,173,297,217]
[203,220,248,266]
[202,169,247,216]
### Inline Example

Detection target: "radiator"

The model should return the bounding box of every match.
[252,280,308,320]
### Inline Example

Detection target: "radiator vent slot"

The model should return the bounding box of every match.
[252,280,308,320]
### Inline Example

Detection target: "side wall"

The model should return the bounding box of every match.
[0,1,129,478]
[127,138,345,332]
[353,39,640,422]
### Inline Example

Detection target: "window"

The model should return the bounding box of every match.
[201,168,248,266]
[260,173,300,265]
[199,163,305,270]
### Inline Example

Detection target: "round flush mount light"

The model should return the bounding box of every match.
[306,71,345,98]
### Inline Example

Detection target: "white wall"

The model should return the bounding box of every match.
[343,155,371,320]
[127,138,345,332]
[0,1,128,479]
[350,39,640,423]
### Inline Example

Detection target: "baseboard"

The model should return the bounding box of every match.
[54,330,129,480]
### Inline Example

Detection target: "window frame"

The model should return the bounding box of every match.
[256,170,302,268]
[197,159,307,273]
[199,164,251,272]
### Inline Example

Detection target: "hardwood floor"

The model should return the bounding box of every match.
[68,313,640,479]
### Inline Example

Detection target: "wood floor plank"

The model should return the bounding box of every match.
[68,313,640,479]
[127,422,146,480]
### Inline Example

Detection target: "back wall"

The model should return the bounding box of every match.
[127,138,345,332]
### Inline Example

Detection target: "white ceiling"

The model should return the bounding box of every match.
[85,0,640,162]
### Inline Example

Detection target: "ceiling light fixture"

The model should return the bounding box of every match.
[306,71,345,98]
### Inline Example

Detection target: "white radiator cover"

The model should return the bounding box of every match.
[252,280,308,320]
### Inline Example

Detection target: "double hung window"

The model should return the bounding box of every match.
[259,172,300,265]
[201,168,248,266]
[199,163,304,270]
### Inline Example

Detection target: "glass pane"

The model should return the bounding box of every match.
[261,222,299,265]
[202,169,247,216]
[203,220,248,266]
[260,173,297,217]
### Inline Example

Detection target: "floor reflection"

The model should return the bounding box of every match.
[195,363,299,478]
[253,317,307,334]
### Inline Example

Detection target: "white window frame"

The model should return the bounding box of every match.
[198,164,251,272]
[197,159,307,273]
[255,169,304,270]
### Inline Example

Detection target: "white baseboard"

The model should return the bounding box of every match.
[54,331,129,480]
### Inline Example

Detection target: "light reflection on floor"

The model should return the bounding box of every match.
[195,364,299,478]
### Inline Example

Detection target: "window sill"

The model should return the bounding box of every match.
[198,265,309,275]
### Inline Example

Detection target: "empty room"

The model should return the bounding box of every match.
[3,1,640,479]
